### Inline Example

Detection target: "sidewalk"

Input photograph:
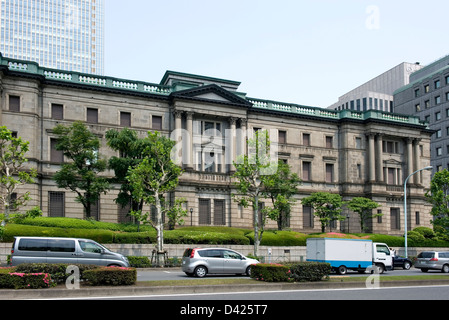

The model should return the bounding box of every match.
[2,278,449,300]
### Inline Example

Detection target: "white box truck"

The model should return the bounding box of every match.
[306,238,393,275]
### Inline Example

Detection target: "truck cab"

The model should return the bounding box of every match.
[372,242,393,273]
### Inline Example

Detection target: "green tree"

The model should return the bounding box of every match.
[233,130,277,257]
[53,121,110,219]
[346,197,381,233]
[106,128,150,224]
[263,160,301,230]
[426,169,449,233]
[0,127,37,227]
[301,192,345,233]
[127,131,183,266]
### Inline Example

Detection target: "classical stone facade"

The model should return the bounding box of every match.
[0,53,434,235]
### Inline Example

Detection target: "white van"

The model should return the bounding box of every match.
[11,237,130,267]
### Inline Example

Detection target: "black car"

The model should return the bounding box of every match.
[393,255,412,270]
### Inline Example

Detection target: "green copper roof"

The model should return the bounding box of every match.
[0,53,428,129]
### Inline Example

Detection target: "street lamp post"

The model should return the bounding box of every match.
[404,166,433,258]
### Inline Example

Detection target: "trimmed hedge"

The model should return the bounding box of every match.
[251,264,291,282]
[287,262,331,282]
[83,267,137,286]
[251,262,331,283]
[14,263,99,284]
[0,268,53,289]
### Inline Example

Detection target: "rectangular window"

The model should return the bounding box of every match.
[435,80,441,89]
[214,200,225,226]
[9,95,20,112]
[326,136,333,149]
[120,112,131,127]
[278,131,286,144]
[87,108,98,124]
[152,116,162,131]
[51,104,64,120]
[391,208,400,230]
[49,192,65,217]
[415,211,420,225]
[325,164,334,183]
[50,138,64,163]
[302,162,311,181]
[435,96,441,105]
[303,205,314,228]
[199,199,211,225]
[303,133,310,146]
[87,197,100,221]
[387,168,396,185]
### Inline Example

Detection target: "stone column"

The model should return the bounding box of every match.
[406,138,413,181]
[376,134,384,182]
[240,119,247,157]
[228,118,237,172]
[173,110,183,165]
[413,139,422,184]
[186,112,194,170]
[368,133,376,182]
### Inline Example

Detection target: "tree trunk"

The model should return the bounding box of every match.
[155,194,165,267]
[253,194,260,258]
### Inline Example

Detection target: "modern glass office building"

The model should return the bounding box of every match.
[0,0,104,75]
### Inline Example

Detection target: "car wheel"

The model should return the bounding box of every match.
[337,266,347,275]
[245,266,252,277]
[442,264,449,273]
[194,266,207,278]
[403,261,411,270]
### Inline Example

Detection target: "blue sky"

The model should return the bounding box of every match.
[104,0,449,108]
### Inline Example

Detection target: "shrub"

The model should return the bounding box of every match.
[127,256,151,268]
[0,269,53,289]
[15,263,99,284]
[413,227,436,239]
[287,262,331,282]
[250,263,291,282]
[251,262,331,283]
[83,267,137,286]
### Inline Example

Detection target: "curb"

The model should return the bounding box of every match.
[2,278,449,300]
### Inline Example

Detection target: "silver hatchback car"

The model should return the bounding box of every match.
[414,251,449,273]
[182,248,259,278]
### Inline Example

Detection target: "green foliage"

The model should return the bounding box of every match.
[251,263,291,282]
[53,121,110,219]
[263,161,302,231]
[413,227,436,239]
[127,256,151,268]
[301,192,345,233]
[347,197,381,233]
[0,126,37,224]
[0,272,53,289]
[251,262,331,282]
[287,262,331,282]
[106,128,151,218]
[426,169,449,235]
[83,267,137,286]
[245,230,308,246]
[14,263,98,284]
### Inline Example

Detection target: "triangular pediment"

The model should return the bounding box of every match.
[170,84,252,108]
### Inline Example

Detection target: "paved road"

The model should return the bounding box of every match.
[137,267,449,281]
[90,285,449,301]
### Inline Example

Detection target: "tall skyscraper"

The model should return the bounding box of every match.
[0,0,105,75]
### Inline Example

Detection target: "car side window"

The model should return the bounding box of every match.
[223,250,241,260]
[79,240,103,253]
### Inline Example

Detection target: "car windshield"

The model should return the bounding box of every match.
[418,252,435,259]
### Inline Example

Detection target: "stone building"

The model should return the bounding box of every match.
[0,53,434,235]
[394,55,449,173]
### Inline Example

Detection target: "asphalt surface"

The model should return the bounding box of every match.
[2,267,449,300]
